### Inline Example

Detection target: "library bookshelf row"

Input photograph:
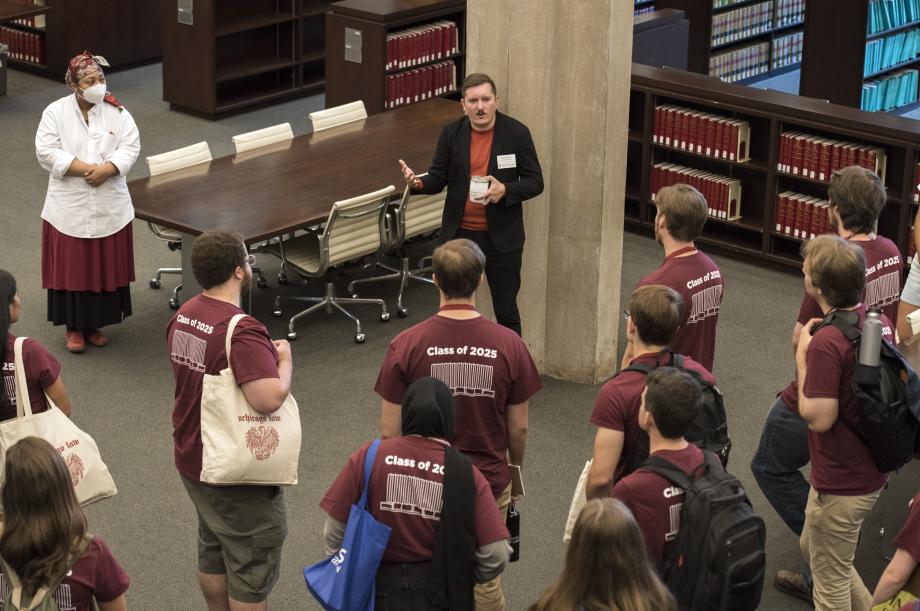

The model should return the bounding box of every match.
[653,0,805,83]
[626,63,920,269]
[324,0,465,115]
[1,0,159,76]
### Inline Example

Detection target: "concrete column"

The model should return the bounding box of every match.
[466,0,633,383]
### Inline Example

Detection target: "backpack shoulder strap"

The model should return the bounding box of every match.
[1,537,87,611]
[813,310,861,344]
[639,455,694,491]
[620,363,654,376]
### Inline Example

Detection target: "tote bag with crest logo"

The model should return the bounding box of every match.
[199,314,301,485]
[0,337,117,506]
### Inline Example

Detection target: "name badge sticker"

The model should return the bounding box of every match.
[496,154,517,169]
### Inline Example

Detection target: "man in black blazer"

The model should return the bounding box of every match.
[400,73,544,336]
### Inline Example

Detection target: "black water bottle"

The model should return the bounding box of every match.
[507,501,520,562]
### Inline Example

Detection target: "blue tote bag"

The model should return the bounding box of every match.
[305,439,392,611]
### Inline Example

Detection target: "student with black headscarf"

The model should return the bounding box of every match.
[321,377,510,610]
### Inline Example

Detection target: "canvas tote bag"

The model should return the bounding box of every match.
[0,338,117,506]
[563,459,592,543]
[199,314,301,485]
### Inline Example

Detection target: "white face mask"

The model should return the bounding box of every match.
[79,83,106,105]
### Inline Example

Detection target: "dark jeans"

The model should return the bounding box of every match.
[455,229,523,336]
[375,562,431,611]
[751,397,813,586]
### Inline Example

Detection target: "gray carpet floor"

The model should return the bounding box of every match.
[0,63,904,610]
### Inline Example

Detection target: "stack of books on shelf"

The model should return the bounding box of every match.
[775,0,805,28]
[710,41,770,82]
[651,163,743,221]
[772,31,803,69]
[0,25,45,64]
[774,192,830,239]
[384,61,456,109]
[713,0,749,8]
[864,28,920,76]
[385,21,459,71]
[777,132,887,181]
[868,0,920,35]
[634,0,655,15]
[711,1,774,47]
[652,105,751,162]
[861,68,919,111]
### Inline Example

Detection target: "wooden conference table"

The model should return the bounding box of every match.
[130,97,460,295]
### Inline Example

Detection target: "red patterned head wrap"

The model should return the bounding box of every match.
[65,51,122,109]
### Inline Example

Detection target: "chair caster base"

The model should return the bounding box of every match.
[169,298,180,310]
[277,273,288,285]
[273,310,282,317]
[380,312,390,322]
[257,277,268,289]
[396,307,408,318]
[149,279,161,289]
[354,333,366,344]
[287,332,297,341]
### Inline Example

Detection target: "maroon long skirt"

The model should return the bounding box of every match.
[41,221,135,330]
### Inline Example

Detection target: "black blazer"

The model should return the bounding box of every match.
[418,111,544,253]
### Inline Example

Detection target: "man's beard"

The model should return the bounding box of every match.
[242,268,253,298]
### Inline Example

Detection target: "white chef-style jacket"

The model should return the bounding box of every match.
[35,94,140,239]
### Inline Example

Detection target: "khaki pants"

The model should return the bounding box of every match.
[474,484,512,611]
[800,486,880,611]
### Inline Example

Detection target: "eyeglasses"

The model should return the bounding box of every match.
[623,309,630,320]
[245,254,256,266]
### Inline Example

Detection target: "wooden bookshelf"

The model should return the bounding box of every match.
[2,0,159,76]
[800,0,920,112]
[627,63,920,269]
[324,0,465,115]
[161,0,331,117]
[654,0,805,82]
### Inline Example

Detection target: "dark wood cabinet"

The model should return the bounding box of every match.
[324,0,465,115]
[161,0,330,116]
[800,0,920,112]
[4,0,159,76]
[626,63,920,269]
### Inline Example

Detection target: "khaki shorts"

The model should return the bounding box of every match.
[181,477,287,604]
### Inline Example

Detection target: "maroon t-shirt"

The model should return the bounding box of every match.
[779,305,890,495]
[0,536,130,611]
[779,306,893,413]
[612,444,705,566]
[320,436,510,562]
[797,236,902,326]
[374,313,542,495]
[637,250,723,371]
[166,294,280,482]
[894,491,920,563]
[591,352,715,484]
[1,334,61,421]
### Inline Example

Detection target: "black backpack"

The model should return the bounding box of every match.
[812,310,920,473]
[620,350,731,475]
[642,453,766,611]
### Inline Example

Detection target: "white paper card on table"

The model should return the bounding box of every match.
[497,154,516,169]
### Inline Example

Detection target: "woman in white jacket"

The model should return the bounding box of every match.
[34,51,140,353]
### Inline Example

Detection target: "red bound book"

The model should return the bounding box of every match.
[778,133,789,172]
[673,109,685,149]
[386,35,394,71]
[914,164,920,202]
[653,106,663,144]
[845,144,857,168]
[719,120,731,161]
[804,198,815,238]
[687,111,699,153]
[829,141,841,174]
[856,145,868,171]
[775,191,790,232]
[31,32,37,63]
[426,26,435,63]
[790,195,802,238]
[694,113,706,154]
[804,137,817,179]
[702,115,714,157]
[729,121,740,162]
[665,107,676,147]
[819,140,833,181]
[791,135,805,175]
[783,194,795,235]
[719,177,729,220]
[865,149,879,174]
